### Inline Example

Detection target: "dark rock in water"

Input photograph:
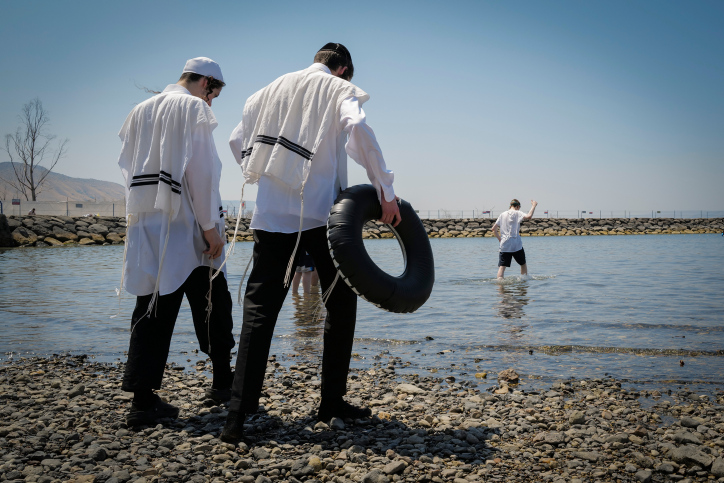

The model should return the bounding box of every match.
[498,368,519,384]
[0,214,15,247]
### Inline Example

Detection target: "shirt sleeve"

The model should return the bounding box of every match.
[186,126,218,231]
[340,96,396,202]
[229,119,245,165]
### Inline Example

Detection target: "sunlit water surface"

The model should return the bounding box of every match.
[1,234,723,392]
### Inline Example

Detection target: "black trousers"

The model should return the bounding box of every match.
[122,266,235,392]
[229,227,358,413]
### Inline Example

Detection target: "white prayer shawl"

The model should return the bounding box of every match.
[239,64,369,190]
[119,85,218,219]
[237,64,370,285]
[117,85,223,310]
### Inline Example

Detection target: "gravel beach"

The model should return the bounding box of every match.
[2,354,724,482]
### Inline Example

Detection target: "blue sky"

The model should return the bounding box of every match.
[1,0,722,213]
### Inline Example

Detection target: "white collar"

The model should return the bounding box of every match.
[163,84,192,95]
[309,63,331,75]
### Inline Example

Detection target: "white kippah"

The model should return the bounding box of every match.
[182,57,224,82]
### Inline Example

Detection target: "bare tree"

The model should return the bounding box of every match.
[0,98,69,201]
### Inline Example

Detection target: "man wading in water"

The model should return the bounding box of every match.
[117,58,235,426]
[492,199,538,279]
[222,43,400,442]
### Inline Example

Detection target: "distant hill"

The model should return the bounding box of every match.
[0,162,125,201]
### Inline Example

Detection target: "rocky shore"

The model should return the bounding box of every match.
[2,355,724,482]
[1,214,723,247]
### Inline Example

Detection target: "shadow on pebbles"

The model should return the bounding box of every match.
[1,355,724,483]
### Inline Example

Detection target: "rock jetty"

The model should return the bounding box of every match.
[1,214,722,247]
[2,354,724,482]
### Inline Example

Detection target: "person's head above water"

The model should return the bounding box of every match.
[510,199,521,210]
[177,57,226,106]
[314,43,354,81]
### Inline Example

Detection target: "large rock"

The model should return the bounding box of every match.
[11,226,37,245]
[383,461,407,475]
[711,457,724,477]
[0,215,15,247]
[569,410,586,425]
[498,368,519,384]
[362,469,390,483]
[680,416,706,428]
[28,222,52,237]
[52,226,78,242]
[44,237,63,246]
[106,233,124,244]
[6,217,22,229]
[673,431,701,445]
[670,445,713,468]
[395,384,426,395]
[88,224,109,235]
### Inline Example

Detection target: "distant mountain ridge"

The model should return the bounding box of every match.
[0,162,125,201]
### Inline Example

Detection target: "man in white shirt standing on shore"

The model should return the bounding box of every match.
[222,43,400,441]
[492,199,538,279]
[118,57,235,427]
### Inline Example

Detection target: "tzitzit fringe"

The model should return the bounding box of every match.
[312,270,340,322]
[237,254,253,305]
[283,178,309,288]
[204,181,248,353]
[141,209,173,320]
[111,214,134,320]
[210,181,247,284]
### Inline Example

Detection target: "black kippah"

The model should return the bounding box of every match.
[317,42,351,63]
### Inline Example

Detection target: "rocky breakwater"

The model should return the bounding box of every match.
[2,355,724,482]
[410,217,724,240]
[2,215,723,248]
[3,215,127,248]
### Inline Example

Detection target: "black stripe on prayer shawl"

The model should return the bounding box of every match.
[130,177,181,195]
[241,147,253,159]
[277,136,313,159]
[256,135,276,146]
[130,180,161,187]
[159,170,181,188]
[132,174,160,181]
[253,134,314,160]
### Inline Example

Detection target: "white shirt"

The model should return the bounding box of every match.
[494,209,526,253]
[229,64,395,233]
[121,85,226,296]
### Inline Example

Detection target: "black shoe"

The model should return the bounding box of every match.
[317,399,372,422]
[204,386,231,404]
[220,411,245,443]
[126,394,179,427]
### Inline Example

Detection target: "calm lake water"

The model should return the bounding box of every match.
[1,234,723,391]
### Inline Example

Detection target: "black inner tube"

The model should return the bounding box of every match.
[327,184,435,313]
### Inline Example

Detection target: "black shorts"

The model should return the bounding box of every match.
[499,248,526,267]
[295,252,315,272]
